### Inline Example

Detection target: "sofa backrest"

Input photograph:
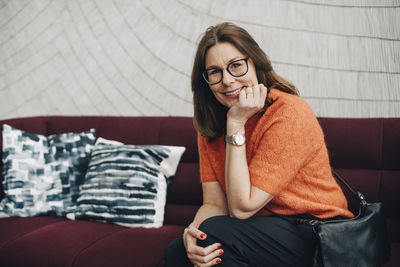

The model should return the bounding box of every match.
[0,116,399,241]
[318,118,400,243]
[0,116,202,226]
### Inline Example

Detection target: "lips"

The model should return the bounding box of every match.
[224,87,244,97]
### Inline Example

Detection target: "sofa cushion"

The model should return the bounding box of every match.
[67,138,185,228]
[0,219,125,266]
[0,124,96,217]
[0,216,65,248]
[72,225,184,267]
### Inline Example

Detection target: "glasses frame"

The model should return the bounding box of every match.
[202,57,250,85]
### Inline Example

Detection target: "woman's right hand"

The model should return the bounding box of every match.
[183,225,223,266]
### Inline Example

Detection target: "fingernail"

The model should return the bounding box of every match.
[219,250,224,255]
[216,259,222,264]
[200,233,206,239]
[217,244,221,248]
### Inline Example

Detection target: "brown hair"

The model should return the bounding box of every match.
[192,22,299,141]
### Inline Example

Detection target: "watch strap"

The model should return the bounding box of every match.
[224,132,246,146]
[224,134,234,145]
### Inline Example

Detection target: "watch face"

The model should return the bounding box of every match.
[234,134,245,145]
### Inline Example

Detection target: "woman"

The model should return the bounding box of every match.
[165,22,353,267]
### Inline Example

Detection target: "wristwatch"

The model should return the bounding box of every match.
[225,132,246,146]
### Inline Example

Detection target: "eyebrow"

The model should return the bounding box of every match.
[205,57,244,70]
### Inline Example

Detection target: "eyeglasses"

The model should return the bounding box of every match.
[202,57,250,85]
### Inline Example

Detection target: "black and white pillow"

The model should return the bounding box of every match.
[0,124,96,217]
[67,138,185,228]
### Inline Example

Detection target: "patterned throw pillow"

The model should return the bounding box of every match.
[0,124,96,217]
[67,138,185,228]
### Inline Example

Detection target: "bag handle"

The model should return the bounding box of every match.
[331,169,367,206]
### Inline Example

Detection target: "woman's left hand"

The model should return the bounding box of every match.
[227,84,268,126]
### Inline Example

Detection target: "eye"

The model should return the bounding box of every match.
[208,68,220,76]
[231,62,243,68]
[230,60,245,69]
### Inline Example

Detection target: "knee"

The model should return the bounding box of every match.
[198,216,248,266]
[198,215,231,234]
[198,216,237,246]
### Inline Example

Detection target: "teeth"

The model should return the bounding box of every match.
[225,88,242,96]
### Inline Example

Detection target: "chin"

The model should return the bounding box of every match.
[214,93,238,108]
[223,99,238,108]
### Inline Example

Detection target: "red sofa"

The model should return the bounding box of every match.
[0,116,398,267]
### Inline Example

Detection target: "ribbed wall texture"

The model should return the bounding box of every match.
[0,0,399,119]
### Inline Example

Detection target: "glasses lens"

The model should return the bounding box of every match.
[204,68,222,84]
[228,59,248,77]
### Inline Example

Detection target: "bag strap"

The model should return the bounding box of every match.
[331,169,367,206]
[263,207,320,225]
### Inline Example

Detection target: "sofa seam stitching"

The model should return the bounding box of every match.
[158,117,163,144]
[380,118,384,170]
[0,220,68,250]
[379,119,384,202]
[70,228,129,267]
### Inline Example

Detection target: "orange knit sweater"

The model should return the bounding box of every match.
[198,89,353,219]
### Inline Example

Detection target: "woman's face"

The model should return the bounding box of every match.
[205,42,258,108]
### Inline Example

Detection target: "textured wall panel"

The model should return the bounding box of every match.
[0,0,399,119]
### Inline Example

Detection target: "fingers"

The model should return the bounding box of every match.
[189,243,223,267]
[193,257,222,267]
[240,84,267,106]
[186,225,207,240]
[247,86,257,100]
[260,84,267,101]
[229,84,267,123]
[183,226,223,267]
[246,87,253,96]
[247,84,266,98]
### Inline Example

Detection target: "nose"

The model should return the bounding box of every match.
[221,69,234,86]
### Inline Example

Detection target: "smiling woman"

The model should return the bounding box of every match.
[204,43,258,108]
[165,22,353,267]
[190,23,299,141]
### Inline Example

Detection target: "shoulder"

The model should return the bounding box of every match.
[255,89,322,138]
[266,89,315,120]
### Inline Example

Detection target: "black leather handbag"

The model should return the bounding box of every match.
[266,170,391,267]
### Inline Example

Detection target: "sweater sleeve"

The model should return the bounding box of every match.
[249,101,323,196]
[197,134,218,183]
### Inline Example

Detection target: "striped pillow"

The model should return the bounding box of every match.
[67,138,185,228]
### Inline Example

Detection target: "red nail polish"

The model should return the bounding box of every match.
[217,244,221,248]
[200,233,206,239]
[219,250,224,255]
[216,259,222,264]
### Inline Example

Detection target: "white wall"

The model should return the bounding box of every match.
[1,0,399,119]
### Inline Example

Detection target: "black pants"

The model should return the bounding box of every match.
[165,215,317,267]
